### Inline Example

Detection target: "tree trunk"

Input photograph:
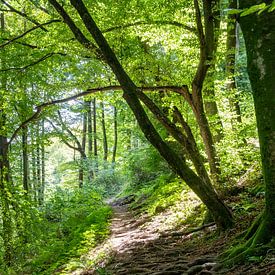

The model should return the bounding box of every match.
[79,101,88,187]
[101,101,108,162]
[93,98,98,173]
[22,125,29,193]
[226,0,242,127]
[36,124,42,205]
[87,100,94,180]
[112,106,118,164]
[0,136,13,266]
[58,0,233,230]
[191,94,221,178]
[31,127,38,202]
[41,120,45,202]
[238,0,275,244]
[190,0,221,179]
[204,69,224,143]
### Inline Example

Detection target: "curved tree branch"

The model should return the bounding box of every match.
[0,19,61,49]
[0,52,66,72]
[47,119,80,152]
[103,20,197,34]
[8,85,188,145]
[48,0,101,58]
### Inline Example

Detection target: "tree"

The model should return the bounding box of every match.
[48,0,233,230]
[224,0,275,261]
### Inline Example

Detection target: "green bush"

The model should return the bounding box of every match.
[6,187,112,275]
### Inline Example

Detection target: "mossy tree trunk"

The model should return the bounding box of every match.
[238,0,275,245]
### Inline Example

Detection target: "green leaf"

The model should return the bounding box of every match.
[226,8,242,15]
[269,0,275,12]
[241,3,266,17]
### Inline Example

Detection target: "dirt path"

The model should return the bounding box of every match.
[79,202,275,275]
[85,203,219,275]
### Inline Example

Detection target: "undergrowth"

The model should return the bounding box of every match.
[3,187,112,275]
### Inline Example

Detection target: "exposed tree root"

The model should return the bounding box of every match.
[219,212,275,269]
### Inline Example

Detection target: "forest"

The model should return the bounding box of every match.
[0,0,275,274]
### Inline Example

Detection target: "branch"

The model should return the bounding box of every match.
[0,52,66,72]
[0,19,61,49]
[193,0,205,48]
[192,0,208,94]
[48,0,101,58]
[103,20,197,34]
[8,85,189,145]
[1,0,47,31]
[9,106,43,144]
[47,119,81,152]
[28,0,51,15]
[1,38,38,49]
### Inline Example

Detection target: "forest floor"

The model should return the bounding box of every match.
[67,196,275,275]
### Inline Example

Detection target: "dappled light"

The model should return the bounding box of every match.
[0,0,274,274]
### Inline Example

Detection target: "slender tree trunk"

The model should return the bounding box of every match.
[0,136,13,266]
[60,0,233,230]
[189,0,221,179]
[226,0,242,127]
[31,128,38,202]
[112,106,118,164]
[41,120,45,202]
[204,69,224,143]
[238,1,275,244]
[36,124,42,205]
[79,101,88,187]
[22,125,29,192]
[93,98,98,173]
[191,94,221,178]
[101,101,108,162]
[87,100,94,180]
[203,0,223,143]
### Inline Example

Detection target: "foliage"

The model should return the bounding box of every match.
[1,187,112,274]
[122,145,173,192]
[0,0,272,270]
[91,167,127,197]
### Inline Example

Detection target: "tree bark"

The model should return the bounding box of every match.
[36,123,42,205]
[204,69,224,143]
[92,98,98,173]
[50,0,233,230]
[22,125,29,192]
[87,100,94,179]
[79,101,88,187]
[189,0,221,179]
[238,0,275,244]
[101,101,108,161]
[112,106,118,164]
[31,127,38,202]
[226,0,242,127]
[41,120,45,202]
